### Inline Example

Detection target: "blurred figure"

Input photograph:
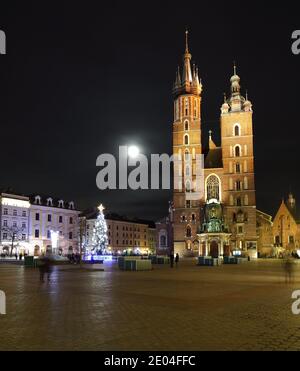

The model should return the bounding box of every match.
[283,255,295,284]
[45,251,53,282]
[170,253,174,268]
[175,253,179,268]
[38,252,53,283]
[38,254,46,282]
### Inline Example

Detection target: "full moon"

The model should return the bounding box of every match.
[128,145,140,158]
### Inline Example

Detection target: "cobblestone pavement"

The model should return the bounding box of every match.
[0,259,300,351]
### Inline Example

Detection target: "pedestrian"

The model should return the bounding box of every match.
[19,253,23,261]
[44,252,53,282]
[170,253,174,268]
[175,253,179,268]
[38,254,46,282]
[284,255,294,284]
[15,252,18,260]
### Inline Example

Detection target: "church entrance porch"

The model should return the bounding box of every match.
[197,233,231,258]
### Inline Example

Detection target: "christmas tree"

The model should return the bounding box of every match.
[91,204,108,254]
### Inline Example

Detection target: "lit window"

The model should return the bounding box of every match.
[234,125,240,136]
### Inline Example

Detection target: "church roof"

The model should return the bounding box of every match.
[286,204,300,224]
[204,147,223,169]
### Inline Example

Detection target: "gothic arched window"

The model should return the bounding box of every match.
[184,134,189,145]
[186,226,192,238]
[206,175,220,201]
[234,124,240,136]
[235,145,241,157]
[160,235,166,247]
[184,121,189,131]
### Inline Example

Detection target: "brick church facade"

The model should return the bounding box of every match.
[171,32,259,258]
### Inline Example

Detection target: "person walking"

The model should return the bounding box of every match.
[170,253,174,268]
[44,252,53,282]
[38,254,46,282]
[284,255,294,284]
[175,253,179,268]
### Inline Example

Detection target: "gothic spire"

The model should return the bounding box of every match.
[182,30,193,87]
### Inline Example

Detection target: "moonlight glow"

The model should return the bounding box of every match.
[128,145,140,159]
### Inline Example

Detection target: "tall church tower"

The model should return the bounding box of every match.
[220,66,258,252]
[172,31,203,256]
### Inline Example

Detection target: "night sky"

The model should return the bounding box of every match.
[1,2,300,220]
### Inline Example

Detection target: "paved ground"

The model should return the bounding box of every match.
[0,259,300,351]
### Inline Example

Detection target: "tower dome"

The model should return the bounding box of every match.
[243,91,252,112]
[221,93,230,113]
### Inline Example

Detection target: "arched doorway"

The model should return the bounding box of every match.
[223,244,230,257]
[210,240,219,258]
[200,243,206,257]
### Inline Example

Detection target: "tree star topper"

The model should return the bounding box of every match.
[98,204,105,213]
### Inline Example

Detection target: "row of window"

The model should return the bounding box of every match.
[174,98,199,120]
[33,196,75,209]
[88,224,146,233]
[108,240,147,246]
[2,233,27,240]
[34,213,73,224]
[2,209,75,224]
[34,229,73,240]
[229,162,248,174]
[2,220,27,229]
[108,231,146,239]
[182,121,242,138]
[181,214,196,222]
[229,195,249,206]
[274,236,295,245]
[229,179,249,191]
[3,209,27,217]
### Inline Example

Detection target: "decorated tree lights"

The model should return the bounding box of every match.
[91,204,108,256]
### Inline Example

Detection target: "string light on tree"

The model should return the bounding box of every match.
[91,204,108,255]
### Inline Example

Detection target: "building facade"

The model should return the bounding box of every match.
[29,195,80,256]
[172,33,258,258]
[84,211,156,255]
[0,192,80,256]
[273,194,300,254]
[0,192,31,255]
[256,209,274,257]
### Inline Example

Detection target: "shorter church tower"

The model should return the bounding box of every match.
[220,65,258,253]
